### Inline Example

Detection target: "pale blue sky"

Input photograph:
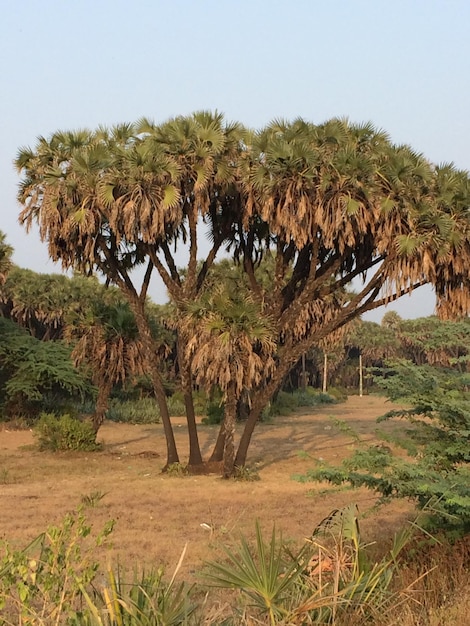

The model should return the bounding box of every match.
[2,0,469,321]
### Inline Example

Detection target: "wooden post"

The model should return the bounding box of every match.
[322,353,328,393]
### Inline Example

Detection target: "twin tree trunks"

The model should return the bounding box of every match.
[16,113,470,476]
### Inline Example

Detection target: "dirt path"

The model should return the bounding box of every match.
[0,395,412,577]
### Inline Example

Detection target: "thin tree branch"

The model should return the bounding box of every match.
[147,246,183,302]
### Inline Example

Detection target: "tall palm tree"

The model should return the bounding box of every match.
[16,126,181,466]
[16,114,470,472]
[234,118,470,466]
[183,284,275,477]
[102,112,247,466]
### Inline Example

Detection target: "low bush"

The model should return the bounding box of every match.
[202,400,224,424]
[34,412,100,451]
[296,362,470,532]
[0,509,114,623]
[106,391,203,423]
[166,392,186,417]
[324,386,348,402]
[106,397,161,424]
[263,387,339,419]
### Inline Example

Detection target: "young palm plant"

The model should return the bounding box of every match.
[205,505,424,625]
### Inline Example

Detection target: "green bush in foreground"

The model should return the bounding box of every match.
[34,412,100,451]
[0,509,114,623]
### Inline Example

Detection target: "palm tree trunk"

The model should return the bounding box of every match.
[322,353,328,393]
[234,403,263,468]
[128,298,179,467]
[234,384,272,468]
[209,420,226,462]
[223,379,237,478]
[93,378,113,434]
[176,336,203,466]
[359,353,363,397]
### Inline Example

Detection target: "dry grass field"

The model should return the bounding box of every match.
[0,395,413,576]
[2,394,470,624]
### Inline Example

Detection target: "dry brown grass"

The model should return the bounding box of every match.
[386,535,470,626]
[1,394,469,624]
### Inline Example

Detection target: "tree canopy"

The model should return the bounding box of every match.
[15,113,470,473]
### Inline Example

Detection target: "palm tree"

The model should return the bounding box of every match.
[0,231,13,285]
[88,112,248,466]
[183,284,275,477]
[16,126,181,466]
[234,117,470,467]
[65,294,161,433]
[16,114,470,472]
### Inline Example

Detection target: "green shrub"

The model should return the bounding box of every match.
[34,412,100,451]
[263,387,339,419]
[323,386,348,402]
[107,392,195,423]
[295,388,337,407]
[73,565,196,625]
[202,400,224,424]
[0,509,113,623]
[296,362,470,532]
[106,397,161,424]
[167,392,186,417]
[192,389,208,414]
[204,505,417,625]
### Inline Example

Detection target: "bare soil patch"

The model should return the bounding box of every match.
[0,395,412,578]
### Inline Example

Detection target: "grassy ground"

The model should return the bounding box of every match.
[1,394,469,624]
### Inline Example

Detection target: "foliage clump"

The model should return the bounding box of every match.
[106,397,161,424]
[0,508,114,622]
[34,412,101,451]
[263,387,337,419]
[296,361,470,531]
[0,318,87,421]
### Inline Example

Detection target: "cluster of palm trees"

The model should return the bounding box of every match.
[11,112,470,475]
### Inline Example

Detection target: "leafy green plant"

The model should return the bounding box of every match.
[34,412,101,451]
[204,505,422,625]
[165,462,189,477]
[0,318,88,420]
[75,559,196,626]
[0,509,114,624]
[296,361,470,531]
[202,400,225,425]
[325,386,349,403]
[166,393,186,417]
[204,521,306,625]
[106,397,161,424]
[262,388,338,420]
[81,490,108,508]
[232,465,261,482]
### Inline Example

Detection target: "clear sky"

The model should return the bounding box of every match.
[2,0,469,322]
